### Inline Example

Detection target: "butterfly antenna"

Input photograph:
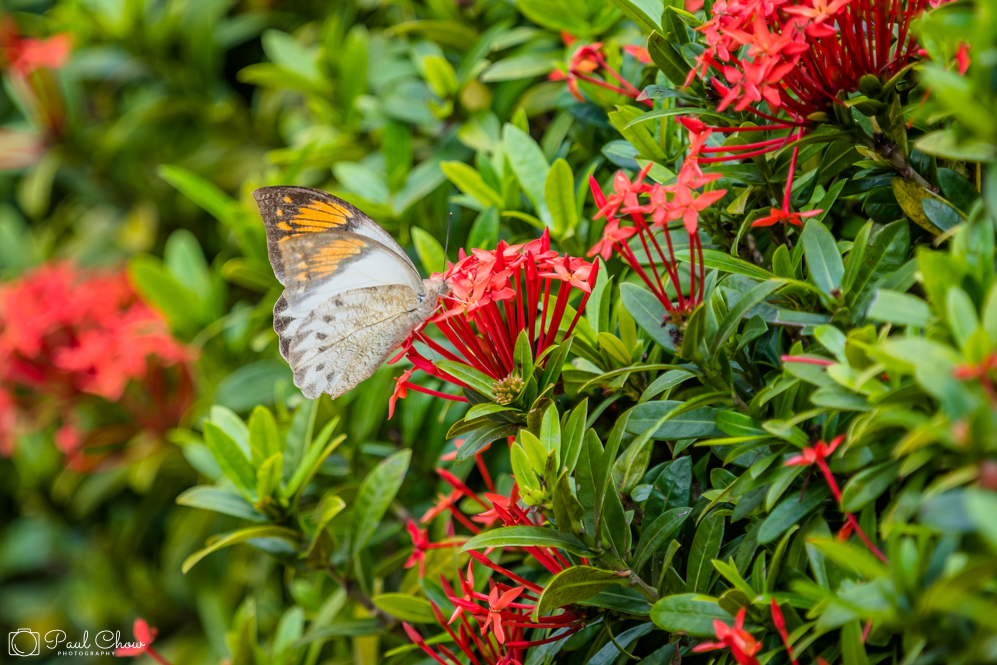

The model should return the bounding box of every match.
[444,212,453,272]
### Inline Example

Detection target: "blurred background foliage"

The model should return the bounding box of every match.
[3,0,997,663]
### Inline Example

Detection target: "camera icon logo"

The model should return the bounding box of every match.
[9,629,40,656]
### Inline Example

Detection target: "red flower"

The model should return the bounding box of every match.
[0,18,72,139]
[481,585,526,644]
[115,618,172,665]
[770,599,800,665]
[389,230,598,413]
[751,207,823,227]
[783,434,889,563]
[692,607,762,665]
[956,43,971,75]
[622,44,652,63]
[590,154,721,321]
[785,434,843,471]
[403,480,585,665]
[549,42,652,105]
[0,20,72,76]
[0,263,193,468]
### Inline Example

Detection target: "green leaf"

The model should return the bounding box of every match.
[847,220,910,314]
[807,538,889,579]
[937,167,978,213]
[634,507,692,572]
[158,165,239,224]
[372,594,436,623]
[609,105,667,162]
[545,159,577,237]
[262,30,321,82]
[351,450,411,557]
[128,255,198,329]
[803,218,844,296]
[842,620,870,665]
[579,586,653,614]
[306,492,346,555]
[710,279,784,354]
[293,620,381,646]
[441,161,504,208]
[650,594,731,636]
[841,461,900,513]
[608,0,663,33]
[455,422,520,463]
[176,487,267,522]
[867,289,932,327]
[644,456,692,524]
[412,226,445,274]
[421,55,458,97]
[249,406,281,468]
[467,207,499,251]
[620,283,677,351]
[687,510,726,594]
[759,486,831,544]
[627,401,723,439]
[283,424,345,501]
[503,124,552,227]
[257,454,283,500]
[437,360,496,398]
[534,566,628,618]
[462,526,594,556]
[674,248,775,281]
[203,422,257,500]
[182,526,300,573]
[921,198,961,232]
[214,360,293,411]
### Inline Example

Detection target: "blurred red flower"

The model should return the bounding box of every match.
[0,263,193,468]
[115,618,172,665]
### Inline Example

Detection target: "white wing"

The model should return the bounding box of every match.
[279,231,424,317]
[277,284,430,399]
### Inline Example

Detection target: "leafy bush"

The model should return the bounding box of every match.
[3,0,997,664]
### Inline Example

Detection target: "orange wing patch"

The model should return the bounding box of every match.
[281,199,353,235]
[308,237,367,277]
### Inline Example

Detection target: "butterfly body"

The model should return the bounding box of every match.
[255,186,446,399]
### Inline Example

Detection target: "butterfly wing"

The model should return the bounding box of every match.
[279,283,436,399]
[254,186,411,285]
[278,230,425,317]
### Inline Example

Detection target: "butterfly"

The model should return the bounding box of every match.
[254,186,449,400]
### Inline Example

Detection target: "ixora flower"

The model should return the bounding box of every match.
[588,126,727,324]
[0,263,193,469]
[671,0,960,229]
[0,17,72,148]
[692,607,762,665]
[388,230,598,417]
[114,618,172,665]
[784,433,888,562]
[403,461,586,665]
[549,40,653,106]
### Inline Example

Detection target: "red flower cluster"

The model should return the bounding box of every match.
[588,123,728,321]
[688,0,941,118]
[389,230,597,416]
[403,444,586,664]
[0,263,192,468]
[0,16,72,147]
[549,39,653,106]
